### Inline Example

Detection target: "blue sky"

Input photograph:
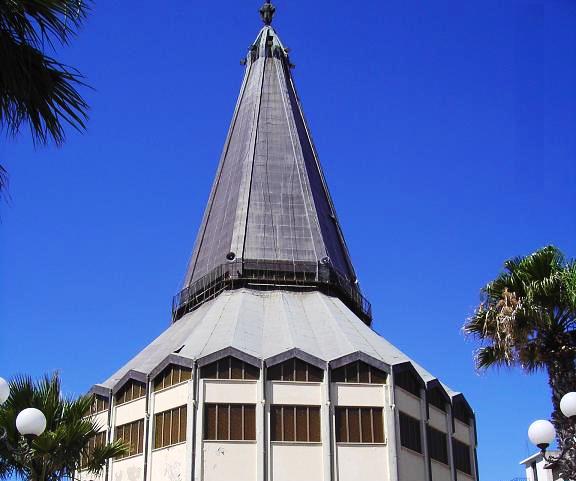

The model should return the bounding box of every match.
[1,1,575,479]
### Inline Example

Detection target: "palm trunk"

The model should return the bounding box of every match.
[547,355,576,480]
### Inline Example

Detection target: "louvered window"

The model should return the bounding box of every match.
[154,405,187,448]
[453,439,472,474]
[395,371,421,397]
[267,358,323,382]
[427,426,448,464]
[427,388,446,412]
[154,365,191,391]
[81,430,107,468]
[115,381,146,405]
[115,419,144,458]
[335,407,384,443]
[270,405,321,442]
[399,411,422,453]
[331,361,386,384]
[201,357,259,380]
[203,404,256,441]
[86,395,109,416]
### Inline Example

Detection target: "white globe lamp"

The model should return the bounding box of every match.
[16,408,47,437]
[0,378,9,405]
[560,392,576,419]
[528,419,556,450]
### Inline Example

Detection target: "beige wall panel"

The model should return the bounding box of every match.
[203,380,257,404]
[79,470,105,481]
[398,448,426,481]
[91,412,108,429]
[202,442,257,481]
[111,455,144,481]
[336,444,388,481]
[454,419,471,443]
[268,382,321,405]
[429,406,447,431]
[115,398,146,426]
[150,443,187,481]
[270,443,323,481]
[395,389,421,419]
[332,384,384,407]
[431,460,452,481]
[154,383,189,413]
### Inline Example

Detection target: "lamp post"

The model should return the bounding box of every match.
[528,391,576,464]
[0,376,47,445]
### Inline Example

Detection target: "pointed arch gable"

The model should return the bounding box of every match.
[111,370,147,396]
[265,348,326,371]
[197,346,261,369]
[329,351,390,374]
[149,354,195,381]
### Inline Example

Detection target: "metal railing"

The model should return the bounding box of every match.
[172,259,372,324]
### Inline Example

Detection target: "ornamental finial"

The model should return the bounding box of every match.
[260,1,276,25]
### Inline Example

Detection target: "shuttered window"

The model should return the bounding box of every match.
[427,426,448,464]
[201,357,259,380]
[267,359,323,382]
[331,361,387,384]
[395,371,421,397]
[399,411,422,453]
[153,365,192,391]
[203,404,256,441]
[86,395,109,416]
[115,419,144,458]
[154,405,187,448]
[335,407,384,443]
[115,381,146,405]
[81,430,107,468]
[453,439,472,474]
[270,405,321,442]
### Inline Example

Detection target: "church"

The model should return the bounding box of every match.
[83,3,478,481]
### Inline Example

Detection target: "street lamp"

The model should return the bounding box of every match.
[528,391,576,463]
[0,376,47,442]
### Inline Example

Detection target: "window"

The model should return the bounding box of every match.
[453,439,472,474]
[115,419,144,458]
[203,404,256,441]
[427,388,446,412]
[395,370,421,397]
[427,426,448,464]
[399,411,422,453]
[115,381,146,405]
[331,361,386,384]
[201,357,259,380]
[453,401,471,425]
[268,358,323,382]
[81,430,107,468]
[154,405,187,448]
[86,395,109,416]
[154,365,191,392]
[270,405,321,442]
[335,407,384,443]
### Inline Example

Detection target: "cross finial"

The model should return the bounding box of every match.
[260,1,276,25]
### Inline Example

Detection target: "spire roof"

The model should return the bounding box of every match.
[174,9,370,323]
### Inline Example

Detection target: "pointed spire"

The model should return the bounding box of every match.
[174,15,371,325]
[260,1,276,25]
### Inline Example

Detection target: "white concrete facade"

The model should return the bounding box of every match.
[82,358,478,481]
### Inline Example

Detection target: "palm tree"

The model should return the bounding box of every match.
[0,0,89,196]
[0,374,125,481]
[464,245,576,478]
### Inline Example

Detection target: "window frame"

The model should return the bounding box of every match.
[398,411,422,454]
[115,419,145,459]
[270,405,322,443]
[331,361,387,385]
[153,365,192,392]
[334,406,385,444]
[200,357,260,381]
[153,405,188,449]
[203,403,257,441]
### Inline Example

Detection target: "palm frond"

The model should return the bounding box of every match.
[0,30,88,146]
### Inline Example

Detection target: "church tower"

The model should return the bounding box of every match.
[84,4,478,481]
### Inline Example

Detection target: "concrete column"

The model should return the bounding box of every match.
[186,364,197,481]
[144,379,154,481]
[257,363,265,481]
[108,396,117,481]
[193,379,205,481]
[446,404,456,481]
[419,387,431,481]
[469,415,479,481]
[386,377,399,481]
[321,365,332,481]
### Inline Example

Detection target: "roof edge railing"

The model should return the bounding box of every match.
[172,259,372,325]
